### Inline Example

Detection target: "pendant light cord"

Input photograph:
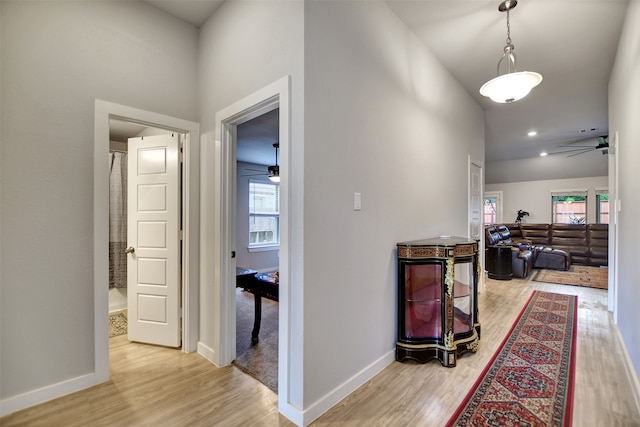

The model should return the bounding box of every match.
[506,9,512,46]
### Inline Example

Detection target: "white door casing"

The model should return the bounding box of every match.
[469,158,484,293]
[469,161,482,241]
[127,134,181,347]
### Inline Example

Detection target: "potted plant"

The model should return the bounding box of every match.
[515,210,529,224]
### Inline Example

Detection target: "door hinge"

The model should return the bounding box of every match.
[231,251,236,258]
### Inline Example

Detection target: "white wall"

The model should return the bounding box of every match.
[486,176,608,224]
[236,161,279,272]
[303,0,484,413]
[108,288,127,313]
[486,152,608,185]
[197,0,305,416]
[609,0,640,378]
[0,0,198,404]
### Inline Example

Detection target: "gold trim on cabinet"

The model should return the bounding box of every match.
[396,329,479,351]
[445,258,454,297]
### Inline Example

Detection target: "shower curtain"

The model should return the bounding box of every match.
[109,151,128,288]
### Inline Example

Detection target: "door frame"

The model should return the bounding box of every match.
[200,76,294,416]
[94,100,200,382]
[468,157,485,293]
[609,131,618,317]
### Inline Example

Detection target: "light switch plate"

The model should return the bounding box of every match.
[354,192,362,211]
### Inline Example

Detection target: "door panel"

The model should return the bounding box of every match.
[127,134,181,347]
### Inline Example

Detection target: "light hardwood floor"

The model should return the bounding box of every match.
[2,277,639,426]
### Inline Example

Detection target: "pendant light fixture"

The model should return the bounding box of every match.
[479,0,542,103]
[268,142,280,183]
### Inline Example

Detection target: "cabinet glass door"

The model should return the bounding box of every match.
[404,263,442,339]
[453,261,474,334]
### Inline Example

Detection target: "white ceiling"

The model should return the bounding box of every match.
[144,0,224,28]
[142,0,629,164]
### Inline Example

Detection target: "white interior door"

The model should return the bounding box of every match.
[127,134,181,347]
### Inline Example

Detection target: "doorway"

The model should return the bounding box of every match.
[233,108,281,391]
[107,124,182,347]
[94,100,200,383]
[200,76,297,414]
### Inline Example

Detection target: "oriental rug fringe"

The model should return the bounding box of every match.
[446,291,577,427]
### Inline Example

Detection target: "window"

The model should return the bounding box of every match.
[484,197,498,225]
[551,191,587,224]
[249,180,279,248]
[483,191,503,225]
[596,190,609,224]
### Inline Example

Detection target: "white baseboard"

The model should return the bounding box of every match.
[197,341,219,367]
[109,304,127,313]
[278,401,304,426]
[614,325,640,415]
[297,349,395,426]
[0,373,98,417]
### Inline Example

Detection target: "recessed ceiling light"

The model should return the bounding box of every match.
[528,131,537,137]
[540,152,548,157]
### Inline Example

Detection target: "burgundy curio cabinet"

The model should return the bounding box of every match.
[396,236,480,367]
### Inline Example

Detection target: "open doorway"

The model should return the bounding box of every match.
[107,121,182,347]
[94,100,200,383]
[201,76,299,420]
[233,109,280,391]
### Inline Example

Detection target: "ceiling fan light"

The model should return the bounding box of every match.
[479,71,543,103]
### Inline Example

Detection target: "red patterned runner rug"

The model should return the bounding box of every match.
[446,291,577,427]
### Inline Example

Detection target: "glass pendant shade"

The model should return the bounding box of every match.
[480,0,542,103]
[268,175,280,183]
[480,71,543,103]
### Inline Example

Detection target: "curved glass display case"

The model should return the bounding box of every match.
[396,236,480,367]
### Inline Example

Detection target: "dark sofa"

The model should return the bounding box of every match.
[485,223,608,279]
[504,223,608,267]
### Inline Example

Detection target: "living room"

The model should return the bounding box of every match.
[1,1,639,426]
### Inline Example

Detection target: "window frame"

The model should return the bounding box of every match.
[595,189,609,224]
[483,191,503,225]
[551,190,588,224]
[248,179,280,251]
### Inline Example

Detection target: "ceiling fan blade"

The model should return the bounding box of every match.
[548,148,591,155]
[244,168,267,172]
[559,145,597,149]
[567,148,594,157]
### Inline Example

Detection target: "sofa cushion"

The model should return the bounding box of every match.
[496,225,513,245]
[503,223,523,239]
[588,224,608,266]
[486,226,502,246]
[520,224,551,245]
[534,248,571,271]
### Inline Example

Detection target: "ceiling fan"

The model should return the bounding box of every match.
[241,142,280,182]
[551,136,609,157]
